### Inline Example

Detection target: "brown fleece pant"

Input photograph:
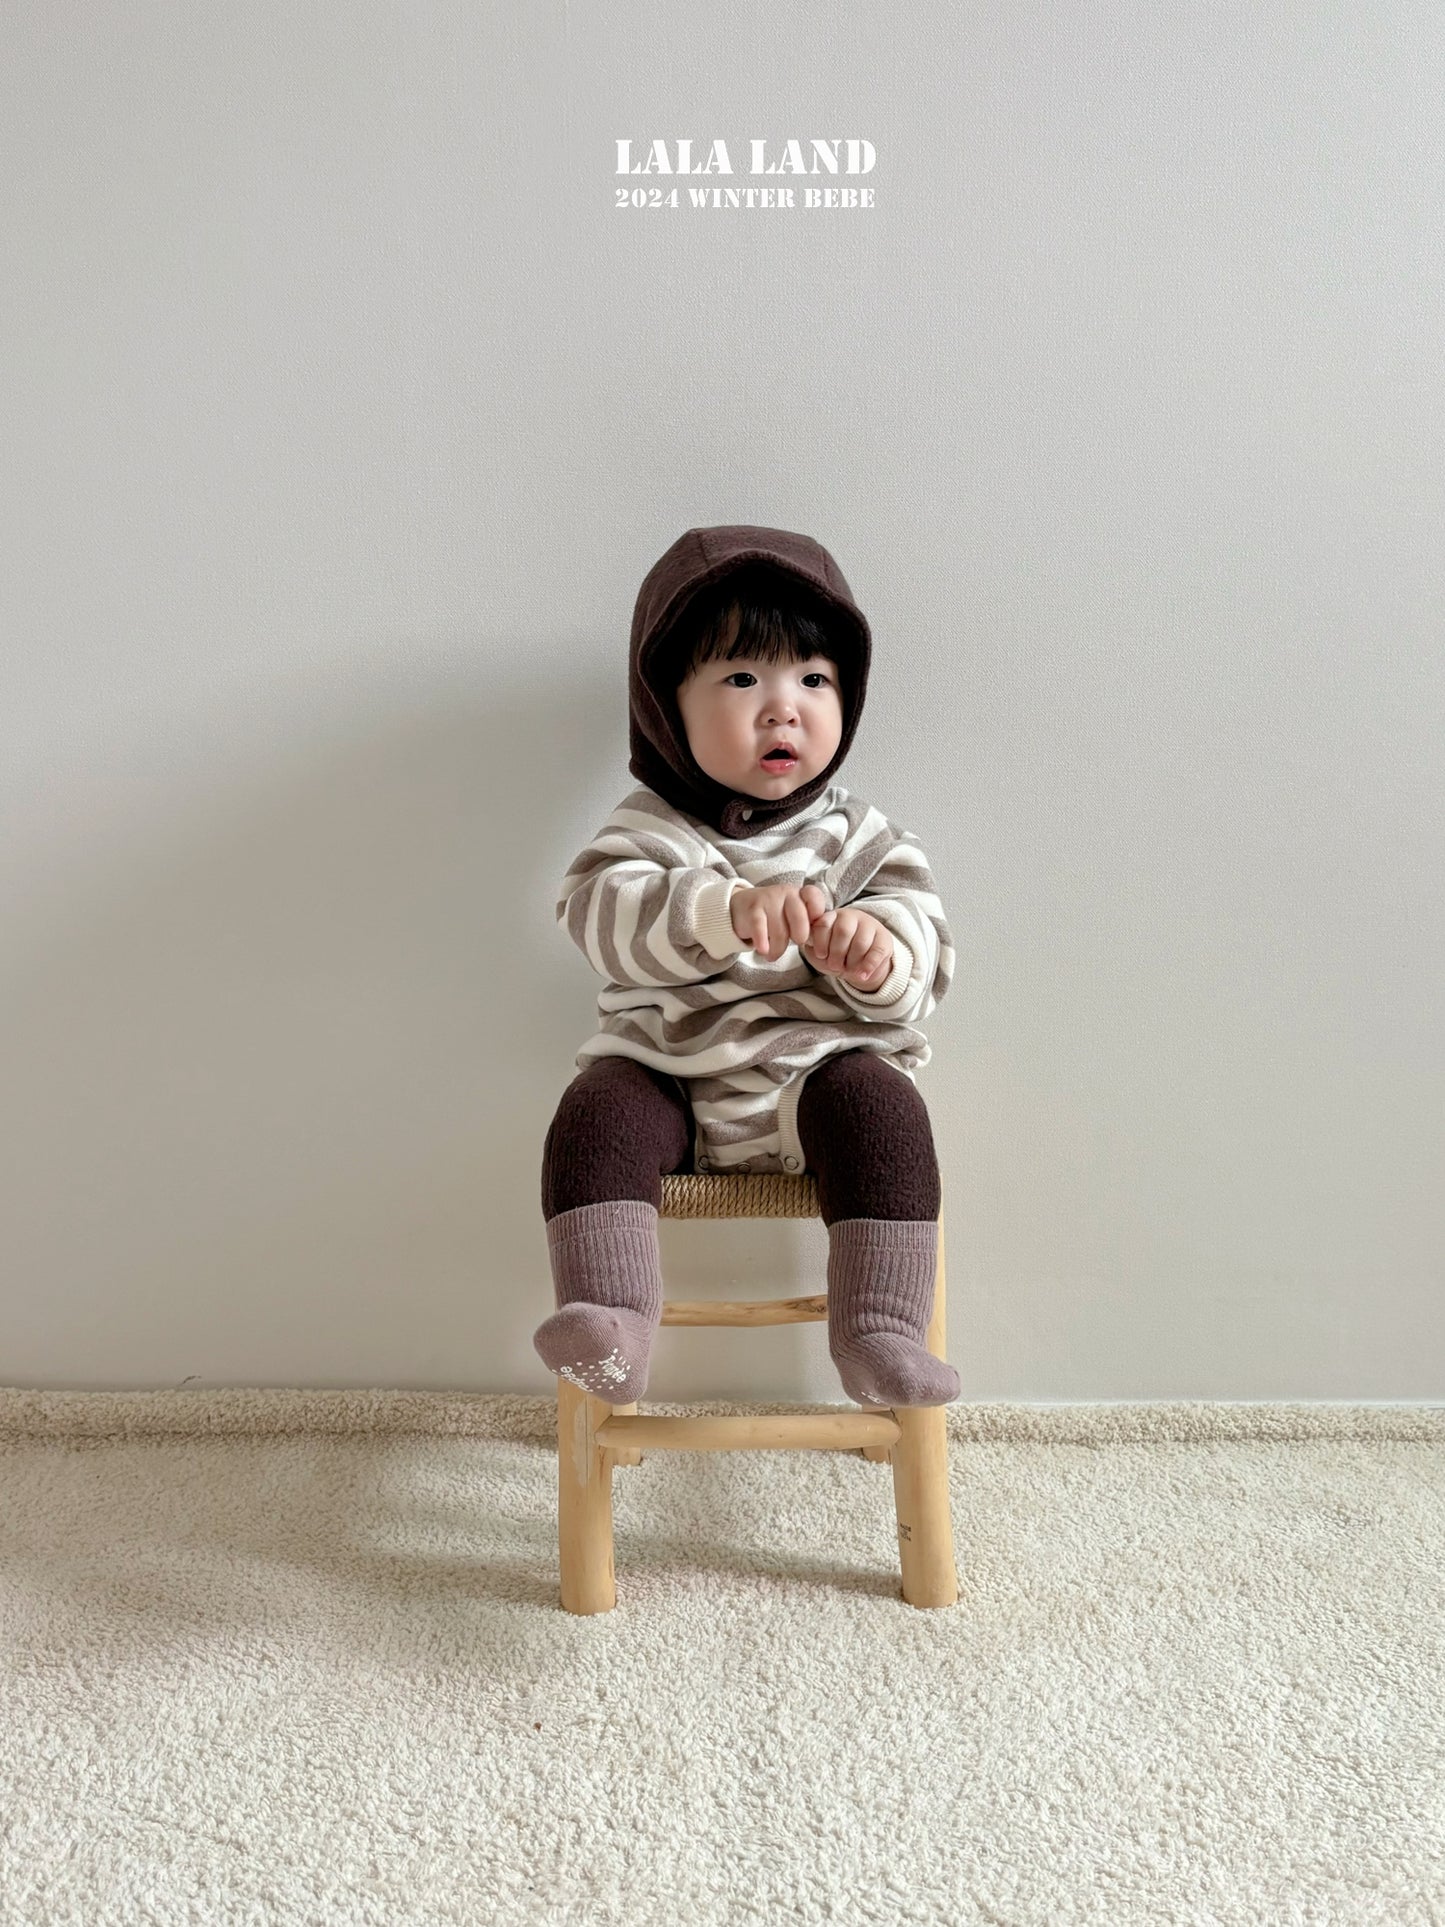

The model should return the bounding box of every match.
[541,1048,940,1223]
[535,1051,959,1408]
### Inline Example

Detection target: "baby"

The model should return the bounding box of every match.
[535,524,959,1410]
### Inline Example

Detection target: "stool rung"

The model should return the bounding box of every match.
[660,1293,826,1327]
[593,1409,900,1454]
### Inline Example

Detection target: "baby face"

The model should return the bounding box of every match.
[676,649,844,800]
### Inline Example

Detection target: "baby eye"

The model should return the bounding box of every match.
[723,672,830,689]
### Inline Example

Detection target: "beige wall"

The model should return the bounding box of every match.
[2,3,1441,1397]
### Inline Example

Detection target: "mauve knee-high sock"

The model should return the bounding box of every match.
[533,1199,663,1403]
[826,1218,960,1408]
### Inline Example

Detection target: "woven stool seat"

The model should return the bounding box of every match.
[547,1171,958,1614]
[661,1169,820,1219]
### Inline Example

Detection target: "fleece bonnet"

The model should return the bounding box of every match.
[627,524,873,840]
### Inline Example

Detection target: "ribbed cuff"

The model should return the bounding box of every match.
[826,1217,938,1341]
[693,875,747,959]
[545,1198,661,1315]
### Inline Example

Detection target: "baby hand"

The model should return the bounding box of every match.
[803,908,894,989]
[730,881,831,963]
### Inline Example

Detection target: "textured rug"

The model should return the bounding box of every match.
[1,1391,1442,1926]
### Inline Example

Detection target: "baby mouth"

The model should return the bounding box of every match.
[760,746,798,768]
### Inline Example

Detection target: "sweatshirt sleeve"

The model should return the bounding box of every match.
[557,813,748,985]
[825,823,954,1026]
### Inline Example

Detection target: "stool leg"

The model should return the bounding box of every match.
[889,1208,959,1608]
[859,1430,892,1464]
[609,1400,644,1466]
[556,1377,617,1614]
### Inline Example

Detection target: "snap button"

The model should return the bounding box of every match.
[697,1156,712,1171]
[783,1156,800,1171]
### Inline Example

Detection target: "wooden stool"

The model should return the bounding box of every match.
[550,1170,959,1613]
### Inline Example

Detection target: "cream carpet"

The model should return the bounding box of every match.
[1,1391,1442,1926]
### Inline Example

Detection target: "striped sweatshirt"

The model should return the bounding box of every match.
[556,781,955,1175]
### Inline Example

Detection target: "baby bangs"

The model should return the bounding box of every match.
[669,562,843,684]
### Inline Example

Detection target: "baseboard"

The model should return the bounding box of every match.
[0,1387,1441,1444]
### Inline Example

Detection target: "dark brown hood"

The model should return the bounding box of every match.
[628,524,872,840]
